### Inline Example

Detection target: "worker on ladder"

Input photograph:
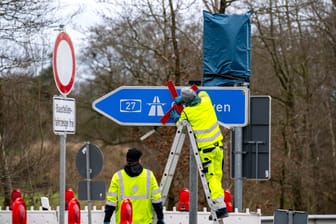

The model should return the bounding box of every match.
[170,86,229,219]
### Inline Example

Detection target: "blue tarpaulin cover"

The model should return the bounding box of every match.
[203,10,253,86]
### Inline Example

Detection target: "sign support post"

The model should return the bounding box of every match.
[234,127,243,212]
[85,143,92,224]
[189,145,197,224]
[60,133,66,224]
[52,31,76,224]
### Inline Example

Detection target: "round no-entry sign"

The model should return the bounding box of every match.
[53,32,76,96]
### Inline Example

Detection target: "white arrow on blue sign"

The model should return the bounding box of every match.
[92,86,249,127]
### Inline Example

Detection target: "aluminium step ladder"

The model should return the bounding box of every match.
[159,120,224,224]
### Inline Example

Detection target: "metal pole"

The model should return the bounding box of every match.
[288,210,293,224]
[246,141,264,180]
[234,127,243,212]
[59,133,66,224]
[255,142,258,180]
[189,145,198,224]
[85,143,92,224]
[255,141,263,180]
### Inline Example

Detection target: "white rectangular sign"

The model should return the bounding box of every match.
[53,96,76,134]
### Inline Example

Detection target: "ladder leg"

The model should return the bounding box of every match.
[159,126,186,205]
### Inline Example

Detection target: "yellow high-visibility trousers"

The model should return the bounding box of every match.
[199,146,226,208]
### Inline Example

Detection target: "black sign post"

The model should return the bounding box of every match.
[76,142,105,224]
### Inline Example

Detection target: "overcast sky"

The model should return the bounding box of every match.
[54,0,99,38]
[50,0,109,81]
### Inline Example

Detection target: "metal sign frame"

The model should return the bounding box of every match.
[231,95,271,180]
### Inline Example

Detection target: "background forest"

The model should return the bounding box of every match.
[0,0,335,216]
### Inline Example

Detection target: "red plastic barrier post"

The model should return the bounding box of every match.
[12,197,26,224]
[10,189,22,210]
[177,188,190,211]
[120,199,132,224]
[65,188,75,210]
[68,198,81,224]
[224,190,233,212]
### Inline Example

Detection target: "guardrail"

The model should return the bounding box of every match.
[261,214,336,224]
[0,206,260,224]
[1,206,335,224]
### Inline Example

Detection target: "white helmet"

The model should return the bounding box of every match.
[181,87,196,103]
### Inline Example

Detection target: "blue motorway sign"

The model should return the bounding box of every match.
[92,86,249,127]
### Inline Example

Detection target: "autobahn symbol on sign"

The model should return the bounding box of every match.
[92,86,249,127]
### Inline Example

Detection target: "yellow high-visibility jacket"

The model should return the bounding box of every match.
[177,90,223,149]
[106,168,162,224]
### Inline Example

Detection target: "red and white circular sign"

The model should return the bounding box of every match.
[53,32,76,96]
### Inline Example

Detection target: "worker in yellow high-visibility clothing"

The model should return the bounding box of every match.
[103,148,164,224]
[170,86,228,219]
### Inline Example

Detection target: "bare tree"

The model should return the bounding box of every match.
[202,0,238,13]
[0,73,57,207]
[81,0,203,86]
[0,0,60,207]
[241,0,336,214]
[0,0,57,74]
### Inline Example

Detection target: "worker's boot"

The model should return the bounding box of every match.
[209,207,229,220]
[216,207,229,218]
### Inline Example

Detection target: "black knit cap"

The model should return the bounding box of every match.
[126,148,143,162]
